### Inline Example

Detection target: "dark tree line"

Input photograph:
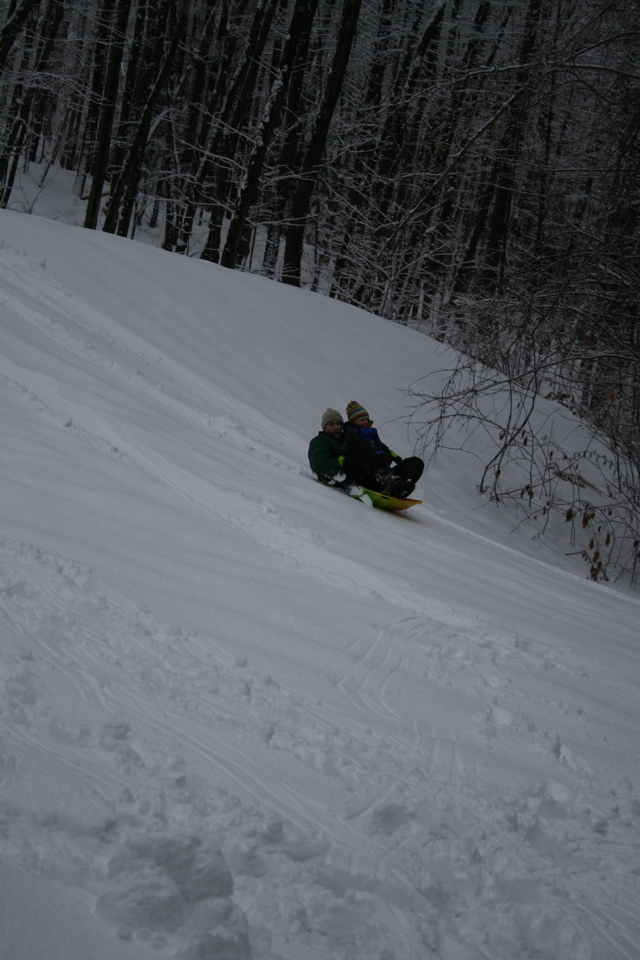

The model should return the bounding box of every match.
[1,0,639,580]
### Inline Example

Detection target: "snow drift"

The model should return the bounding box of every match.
[1,209,639,960]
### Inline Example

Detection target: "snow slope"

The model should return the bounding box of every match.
[1,209,639,960]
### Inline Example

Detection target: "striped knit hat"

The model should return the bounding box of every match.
[346,401,370,424]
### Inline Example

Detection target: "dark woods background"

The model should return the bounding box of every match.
[1,0,639,580]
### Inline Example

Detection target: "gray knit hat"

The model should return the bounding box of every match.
[321,408,343,430]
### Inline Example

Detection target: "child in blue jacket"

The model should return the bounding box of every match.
[342,401,424,497]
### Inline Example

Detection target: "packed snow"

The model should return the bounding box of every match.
[1,203,639,960]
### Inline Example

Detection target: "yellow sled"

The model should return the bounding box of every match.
[360,488,422,511]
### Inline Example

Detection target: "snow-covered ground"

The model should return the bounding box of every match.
[1,204,639,960]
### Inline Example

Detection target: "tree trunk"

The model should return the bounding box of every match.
[281,0,363,286]
[84,0,131,229]
[102,2,187,236]
[0,0,40,72]
[221,0,319,268]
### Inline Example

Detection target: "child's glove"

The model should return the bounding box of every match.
[337,455,345,468]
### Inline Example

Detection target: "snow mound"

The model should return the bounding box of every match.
[96,834,250,958]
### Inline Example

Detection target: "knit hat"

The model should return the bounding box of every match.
[346,401,370,424]
[321,408,343,430]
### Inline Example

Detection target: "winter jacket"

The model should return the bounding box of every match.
[342,422,398,467]
[308,431,346,479]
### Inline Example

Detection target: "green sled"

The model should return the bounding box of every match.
[355,488,422,511]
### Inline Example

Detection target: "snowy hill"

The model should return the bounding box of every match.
[1,209,639,960]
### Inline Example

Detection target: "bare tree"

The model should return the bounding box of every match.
[281,0,363,286]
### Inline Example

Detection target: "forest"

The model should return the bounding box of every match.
[1,0,639,582]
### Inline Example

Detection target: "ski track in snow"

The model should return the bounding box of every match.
[3,540,639,959]
[1,234,640,958]
[1,254,457,622]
